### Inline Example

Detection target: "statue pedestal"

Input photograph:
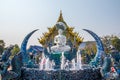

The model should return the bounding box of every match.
[51,45,71,53]
[50,52,69,69]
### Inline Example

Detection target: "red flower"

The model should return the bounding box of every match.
[111,67,115,72]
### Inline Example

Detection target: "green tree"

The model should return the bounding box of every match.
[101,35,117,53]
[0,40,5,55]
[10,44,20,59]
[85,41,97,54]
[111,36,120,51]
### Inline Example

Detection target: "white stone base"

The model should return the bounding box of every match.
[51,45,71,53]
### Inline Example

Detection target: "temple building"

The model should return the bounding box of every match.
[38,11,83,49]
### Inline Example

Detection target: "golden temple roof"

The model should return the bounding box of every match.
[38,11,83,48]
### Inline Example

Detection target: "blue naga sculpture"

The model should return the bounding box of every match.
[100,56,112,78]
[0,45,19,80]
[83,29,105,67]
[0,29,38,80]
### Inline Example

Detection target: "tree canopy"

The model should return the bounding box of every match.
[0,40,5,55]
[111,36,120,52]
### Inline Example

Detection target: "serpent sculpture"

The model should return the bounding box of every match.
[0,45,18,80]
[83,29,105,67]
[100,56,112,79]
[0,29,38,80]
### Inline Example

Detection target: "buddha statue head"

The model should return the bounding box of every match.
[56,22,66,31]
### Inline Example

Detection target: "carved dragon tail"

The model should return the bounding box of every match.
[83,29,104,66]
[20,29,39,63]
[11,29,39,78]
[21,29,39,53]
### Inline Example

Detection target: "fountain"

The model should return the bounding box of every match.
[39,53,45,70]
[38,22,83,71]
[0,12,107,80]
[61,52,65,70]
[39,53,55,70]
[71,59,76,70]
[76,49,82,70]
[39,50,82,71]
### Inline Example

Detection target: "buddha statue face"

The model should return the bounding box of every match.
[56,22,66,31]
[58,29,63,35]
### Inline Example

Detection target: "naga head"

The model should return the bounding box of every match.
[1,45,14,62]
[0,45,14,72]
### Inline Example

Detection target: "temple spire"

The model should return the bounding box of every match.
[57,10,67,26]
[57,10,64,22]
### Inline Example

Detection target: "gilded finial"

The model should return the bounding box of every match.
[57,10,64,22]
[60,10,62,15]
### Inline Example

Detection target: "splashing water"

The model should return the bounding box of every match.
[39,50,82,70]
[61,52,65,70]
[76,49,82,70]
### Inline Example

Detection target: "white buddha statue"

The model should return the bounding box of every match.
[51,29,71,53]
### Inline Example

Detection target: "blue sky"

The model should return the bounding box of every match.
[0,0,120,47]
